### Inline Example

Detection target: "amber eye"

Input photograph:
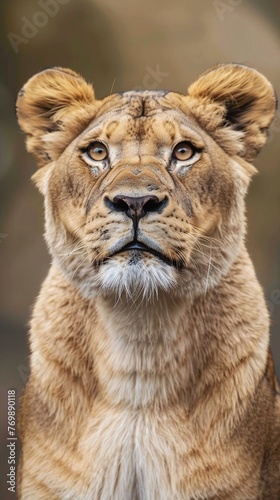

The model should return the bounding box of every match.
[86,142,108,161]
[173,142,195,161]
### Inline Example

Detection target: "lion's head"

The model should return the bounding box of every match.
[16,64,276,299]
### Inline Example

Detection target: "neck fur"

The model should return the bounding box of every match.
[92,292,190,409]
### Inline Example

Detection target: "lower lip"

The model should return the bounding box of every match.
[115,246,182,268]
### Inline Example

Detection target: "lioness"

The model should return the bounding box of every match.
[16,64,280,499]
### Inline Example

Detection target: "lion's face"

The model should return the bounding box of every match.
[45,91,244,298]
[16,65,276,299]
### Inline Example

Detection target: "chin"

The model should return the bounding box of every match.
[95,255,177,300]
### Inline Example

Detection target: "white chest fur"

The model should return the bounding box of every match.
[78,404,190,500]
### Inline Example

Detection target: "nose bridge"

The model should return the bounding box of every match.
[105,163,172,198]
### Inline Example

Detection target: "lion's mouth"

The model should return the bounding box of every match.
[113,241,182,268]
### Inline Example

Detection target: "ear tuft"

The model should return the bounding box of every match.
[16,67,97,167]
[187,64,277,161]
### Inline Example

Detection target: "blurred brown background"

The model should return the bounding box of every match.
[0,0,280,497]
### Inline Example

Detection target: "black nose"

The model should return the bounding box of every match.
[105,195,167,229]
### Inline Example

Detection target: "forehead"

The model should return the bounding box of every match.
[79,90,205,147]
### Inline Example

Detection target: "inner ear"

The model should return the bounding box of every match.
[224,98,255,127]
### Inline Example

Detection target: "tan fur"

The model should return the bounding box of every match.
[16,64,280,499]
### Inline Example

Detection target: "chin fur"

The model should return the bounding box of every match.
[95,258,177,300]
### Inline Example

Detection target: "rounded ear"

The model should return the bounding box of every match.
[16,67,97,167]
[187,64,277,161]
